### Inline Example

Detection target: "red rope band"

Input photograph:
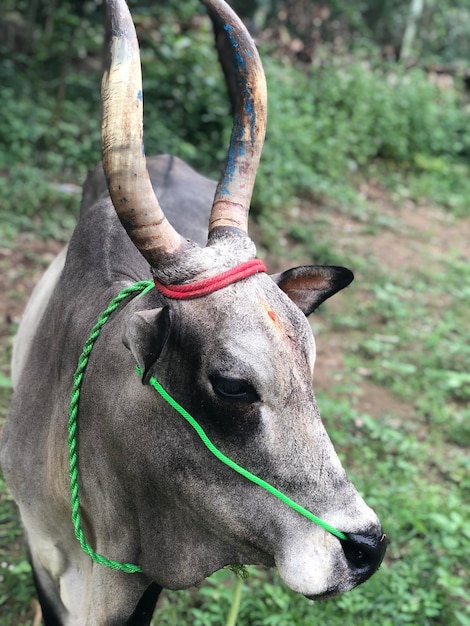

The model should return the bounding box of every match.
[153,259,267,300]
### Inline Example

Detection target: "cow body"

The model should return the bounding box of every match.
[1,2,386,624]
[3,156,217,622]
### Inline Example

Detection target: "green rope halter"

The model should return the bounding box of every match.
[68,281,347,574]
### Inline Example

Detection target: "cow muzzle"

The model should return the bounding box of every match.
[339,528,388,587]
[275,518,387,600]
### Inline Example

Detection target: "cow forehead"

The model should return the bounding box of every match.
[180,274,316,378]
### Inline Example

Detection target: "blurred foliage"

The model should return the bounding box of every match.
[1,0,469,234]
[225,0,470,64]
[255,57,470,211]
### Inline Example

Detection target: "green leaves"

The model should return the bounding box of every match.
[253,60,470,216]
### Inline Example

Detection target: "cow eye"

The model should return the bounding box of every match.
[211,376,259,403]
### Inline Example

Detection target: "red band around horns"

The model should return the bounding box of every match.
[153,259,267,300]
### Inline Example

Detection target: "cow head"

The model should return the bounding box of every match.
[100,0,386,599]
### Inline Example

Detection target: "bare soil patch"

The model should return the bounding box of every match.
[324,181,470,271]
[0,236,63,327]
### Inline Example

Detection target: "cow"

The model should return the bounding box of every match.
[0,0,387,624]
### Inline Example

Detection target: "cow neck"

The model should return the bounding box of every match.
[152,258,266,299]
[68,276,347,575]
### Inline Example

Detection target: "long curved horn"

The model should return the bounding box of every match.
[102,0,186,266]
[202,0,267,237]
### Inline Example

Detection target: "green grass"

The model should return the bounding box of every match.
[0,333,36,623]
[0,474,35,623]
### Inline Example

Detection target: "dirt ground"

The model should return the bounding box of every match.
[0,237,63,324]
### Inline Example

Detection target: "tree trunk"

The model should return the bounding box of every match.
[400,0,425,60]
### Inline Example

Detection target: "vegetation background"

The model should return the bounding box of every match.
[0,0,469,624]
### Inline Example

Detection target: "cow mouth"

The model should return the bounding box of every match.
[303,588,343,601]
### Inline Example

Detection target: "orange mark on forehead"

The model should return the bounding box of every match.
[259,298,284,333]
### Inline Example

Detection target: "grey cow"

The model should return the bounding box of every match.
[0,0,386,624]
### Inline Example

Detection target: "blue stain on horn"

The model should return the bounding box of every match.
[218,23,258,198]
[223,23,257,142]
[219,116,245,196]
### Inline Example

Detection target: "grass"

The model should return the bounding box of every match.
[0,340,36,623]
[0,475,35,622]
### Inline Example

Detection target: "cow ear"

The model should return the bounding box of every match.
[123,307,172,384]
[272,266,354,316]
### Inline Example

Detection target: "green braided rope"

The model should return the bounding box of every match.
[68,281,346,574]
[144,371,347,541]
[68,281,152,573]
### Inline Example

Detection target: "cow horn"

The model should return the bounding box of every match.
[202,0,268,238]
[102,0,187,266]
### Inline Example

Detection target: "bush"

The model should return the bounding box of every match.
[1,4,469,225]
[253,58,470,212]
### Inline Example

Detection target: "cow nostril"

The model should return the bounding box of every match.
[340,531,388,574]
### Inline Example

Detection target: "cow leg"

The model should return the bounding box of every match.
[30,554,161,626]
[28,550,65,626]
[124,582,162,626]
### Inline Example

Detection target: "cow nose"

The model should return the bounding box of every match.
[340,530,388,581]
